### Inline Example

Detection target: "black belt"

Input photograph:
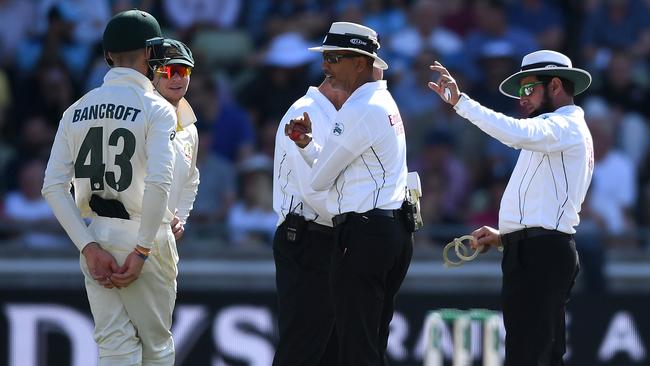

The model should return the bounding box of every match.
[332,208,397,227]
[500,227,572,246]
[307,221,334,233]
[89,194,130,219]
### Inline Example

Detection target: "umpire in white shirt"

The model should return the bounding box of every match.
[429,50,594,366]
[288,22,413,366]
[272,76,349,365]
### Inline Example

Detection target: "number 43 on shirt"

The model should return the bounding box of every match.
[74,126,136,192]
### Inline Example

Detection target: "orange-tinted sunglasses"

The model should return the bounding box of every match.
[155,64,192,79]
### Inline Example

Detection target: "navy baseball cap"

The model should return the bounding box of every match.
[163,39,194,68]
[103,9,162,53]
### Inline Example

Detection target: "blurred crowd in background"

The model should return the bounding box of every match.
[0,0,649,264]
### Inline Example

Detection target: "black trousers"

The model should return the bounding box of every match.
[501,229,579,366]
[331,213,413,366]
[272,221,338,366]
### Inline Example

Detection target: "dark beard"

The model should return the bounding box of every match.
[528,86,555,117]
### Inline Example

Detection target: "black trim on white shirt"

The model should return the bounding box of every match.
[518,153,534,224]
[521,154,546,224]
[278,152,290,219]
[548,154,562,227]
[547,155,559,201]
[335,166,349,214]
[556,152,569,230]
[370,147,386,209]
[361,154,379,208]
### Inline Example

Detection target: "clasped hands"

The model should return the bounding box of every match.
[82,242,146,289]
[83,215,185,289]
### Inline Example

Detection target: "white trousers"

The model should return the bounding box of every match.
[81,217,179,366]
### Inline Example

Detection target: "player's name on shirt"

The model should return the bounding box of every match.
[72,104,142,123]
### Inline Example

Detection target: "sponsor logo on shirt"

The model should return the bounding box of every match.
[388,114,404,135]
[333,122,344,136]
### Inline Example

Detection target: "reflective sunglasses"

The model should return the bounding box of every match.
[518,81,544,97]
[155,64,192,79]
[323,53,361,64]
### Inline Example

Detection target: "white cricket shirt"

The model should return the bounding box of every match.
[42,67,177,250]
[273,86,337,227]
[454,94,594,234]
[160,95,200,224]
[299,81,408,215]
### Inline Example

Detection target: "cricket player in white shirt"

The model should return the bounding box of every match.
[42,10,179,366]
[287,22,413,365]
[272,77,349,366]
[150,38,200,241]
[429,50,594,366]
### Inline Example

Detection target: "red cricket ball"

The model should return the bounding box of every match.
[289,125,307,141]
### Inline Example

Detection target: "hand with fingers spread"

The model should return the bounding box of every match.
[82,242,121,289]
[285,112,313,148]
[171,216,185,241]
[428,60,461,105]
[470,225,502,253]
[110,248,146,288]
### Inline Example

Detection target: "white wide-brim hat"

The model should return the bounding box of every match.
[499,50,592,99]
[308,22,388,70]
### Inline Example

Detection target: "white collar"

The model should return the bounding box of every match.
[348,80,387,100]
[177,97,197,128]
[103,67,154,92]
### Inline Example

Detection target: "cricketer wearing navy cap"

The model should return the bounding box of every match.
[429,50,593,366]
[151,38,200,246]
[103,9,162,67]
[43,9,180,365]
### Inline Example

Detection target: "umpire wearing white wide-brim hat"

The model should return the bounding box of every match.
[428,48,595,366]
[309,21,389,70]
[296,20,411,366]
[499,50,592,99]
